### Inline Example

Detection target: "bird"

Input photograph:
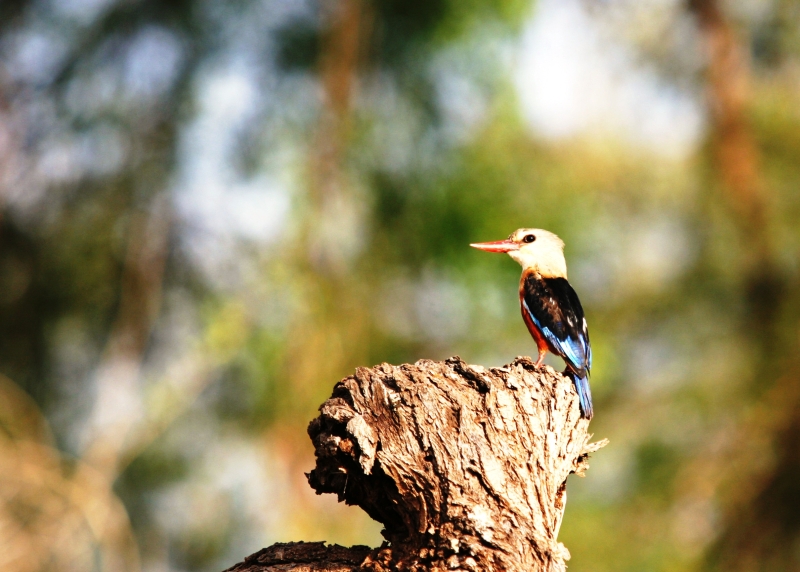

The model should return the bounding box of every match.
[470,228,593,419]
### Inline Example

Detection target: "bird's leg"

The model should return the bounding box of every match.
[534,350,546,368]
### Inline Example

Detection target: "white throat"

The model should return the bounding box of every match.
[509,245,567,278]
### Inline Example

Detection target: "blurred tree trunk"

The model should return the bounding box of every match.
[688,0,783,351]
[307,0,370,272]
[224,357,605,572]
[687,1,800,569]
[689,0,765,230]
[82,194,172,477]
[280,0,373,456]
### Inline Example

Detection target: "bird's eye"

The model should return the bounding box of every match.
[523,234,536,244]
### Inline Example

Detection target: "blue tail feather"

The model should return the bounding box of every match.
[568,372,593,420]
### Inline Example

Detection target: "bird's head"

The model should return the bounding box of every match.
[470,228,567,278]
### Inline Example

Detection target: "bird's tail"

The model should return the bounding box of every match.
[568,372,593,420]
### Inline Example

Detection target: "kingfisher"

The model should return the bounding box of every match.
[471,228,593,419]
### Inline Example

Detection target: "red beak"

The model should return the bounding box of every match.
[470,239,519,253]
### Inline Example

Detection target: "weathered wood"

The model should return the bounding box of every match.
[224,356,606,572]
[224,542,371,572]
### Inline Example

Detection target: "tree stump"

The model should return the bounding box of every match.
[224,356,606,572]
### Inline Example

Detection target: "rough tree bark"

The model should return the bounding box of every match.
[224,356,606,572]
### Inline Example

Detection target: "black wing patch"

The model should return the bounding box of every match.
[521,274,591,376]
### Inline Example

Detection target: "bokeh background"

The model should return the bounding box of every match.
[0,0,799,570]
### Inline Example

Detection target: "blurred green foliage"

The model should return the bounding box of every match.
[0,0,799,571]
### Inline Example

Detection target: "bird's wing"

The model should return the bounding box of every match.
[521,275,591,375]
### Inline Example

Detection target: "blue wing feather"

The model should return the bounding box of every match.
[587,340,593,371]
[522,300,589,373]
[521,274,593,419]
